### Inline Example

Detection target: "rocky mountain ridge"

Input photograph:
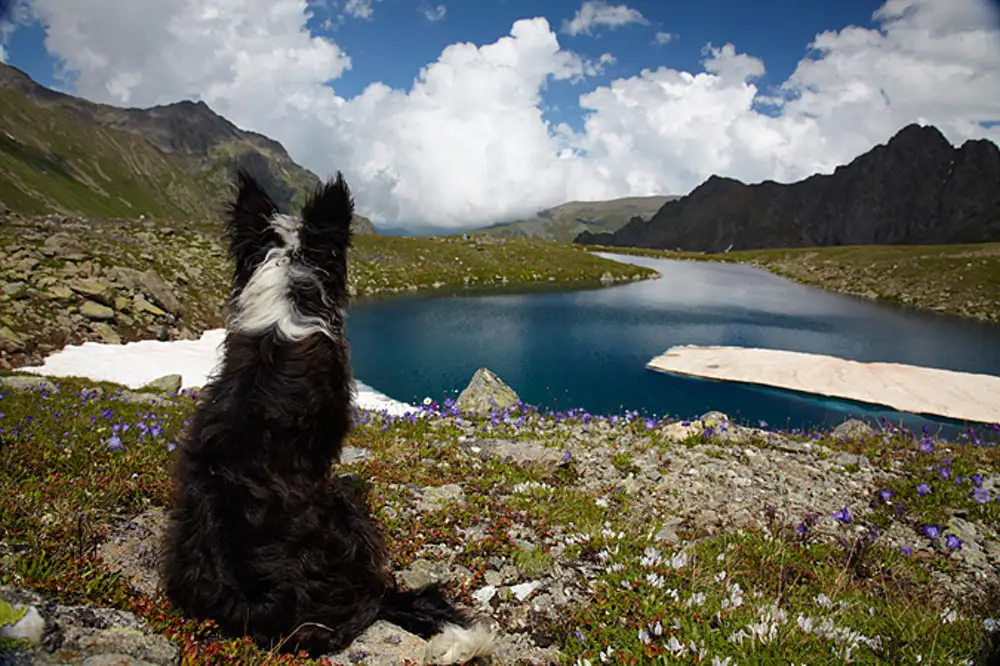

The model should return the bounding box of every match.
[576,124,1000,252]
[477,196,677,242]
[0,62,376,233]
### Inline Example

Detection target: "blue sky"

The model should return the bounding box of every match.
[1,0,998,228]
[6,0,884,130]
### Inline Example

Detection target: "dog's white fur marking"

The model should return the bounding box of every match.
[229,213,336,342]
[423,623,495,665]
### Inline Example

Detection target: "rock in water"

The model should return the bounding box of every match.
[455,368,521,415]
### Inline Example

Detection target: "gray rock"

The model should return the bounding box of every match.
[415,483,465,512]
[95,510,167,598]
[700,411,730,424]
[132,296,166,318]
[832,419,875,440]
[80,301,115,321]
[139,374,182,394]
[463,438,566,466]
[70,278,115,306]
[45,285,76,301]
[341,446,374,464]
[0,325,26,353]
[834,452,871,468]
[398,559,453,589]
[0,375,59,393]
[455,368,520,415]
[119,391,169,405]
[90,323,122,345]
[41,233,90,261]
[0,586,180,666]
[322,621,426,666]
[3,281,27,299]
[138,270,181,316]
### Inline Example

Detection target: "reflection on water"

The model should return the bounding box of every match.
[347,253,1000,435]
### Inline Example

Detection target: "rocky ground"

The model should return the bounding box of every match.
[1,371,999,665]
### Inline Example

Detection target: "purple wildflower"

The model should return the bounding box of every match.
[916,483,931,496]
[918,439,934,453]
[945,534,963,550]
[900,546,914,557]
[921,525,940,539]
[973,488,991,504]
[833,506,852,524]
[938,466,950,481]
[971,473,984,488]
[878,488,893,502]
[105,435,124,452]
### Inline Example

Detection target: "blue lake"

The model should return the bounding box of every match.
[346,253,1000,435]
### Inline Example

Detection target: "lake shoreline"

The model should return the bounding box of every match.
[583,243,1000,324]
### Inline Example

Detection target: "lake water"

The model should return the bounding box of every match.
[346,253,1000,435]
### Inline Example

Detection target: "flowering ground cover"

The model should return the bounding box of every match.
[1,376,999,664]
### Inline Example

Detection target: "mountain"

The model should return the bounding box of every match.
[575,124,1000,252]
[477,196,676,242]
[0,62,376,233]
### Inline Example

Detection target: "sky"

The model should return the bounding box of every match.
[1,0,999,231]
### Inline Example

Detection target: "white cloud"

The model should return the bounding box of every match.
[421,4,445,22]
[654,31,676,45]
[0,44,7,62]
[561,0,648,37]
[17,0,1000,230]
[343,0,372,20]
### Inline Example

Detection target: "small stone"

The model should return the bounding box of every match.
[133,296,166,317]
[0,602,44,647]
[45,284,76,301]
[81,300,115,320]
[832,419,875,440]
[834,452,870,468]
[510,581,541,601]
[341,446,373,464]
[0,325,25,353]
[140,374,182,394]
[91,322,123,344]
[0,375,59,393]
[416,483,465,511]
[2,281,27,299]
[138,269,182,315]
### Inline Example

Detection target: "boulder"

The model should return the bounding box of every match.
[140,374,182,394]
[138,270,181,315]
[80,300,115,321]
[455,368,521,415]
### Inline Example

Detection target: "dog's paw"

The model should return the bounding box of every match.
[423,622,495,665]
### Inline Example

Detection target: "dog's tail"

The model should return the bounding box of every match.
[378,583,495,665]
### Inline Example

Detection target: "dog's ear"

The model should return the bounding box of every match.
[225,168,279,280]
[300,171,354,261]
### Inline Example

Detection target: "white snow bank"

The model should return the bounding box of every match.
[16,328,417,416]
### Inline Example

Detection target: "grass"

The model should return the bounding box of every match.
[349,234,657,296]
[0,90,216,221]
[1,376,998,665]
[584,243,1000,322]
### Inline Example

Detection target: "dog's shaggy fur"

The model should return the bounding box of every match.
[160,170,493,662]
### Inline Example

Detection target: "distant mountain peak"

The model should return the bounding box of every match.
[576,123,1000,252]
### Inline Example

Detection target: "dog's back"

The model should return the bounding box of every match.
[161,170,493,662]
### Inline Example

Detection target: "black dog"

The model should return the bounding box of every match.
[161,169,493,663]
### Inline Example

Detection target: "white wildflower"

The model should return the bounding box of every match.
[665,636,687,656]
[686,592,707,607]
